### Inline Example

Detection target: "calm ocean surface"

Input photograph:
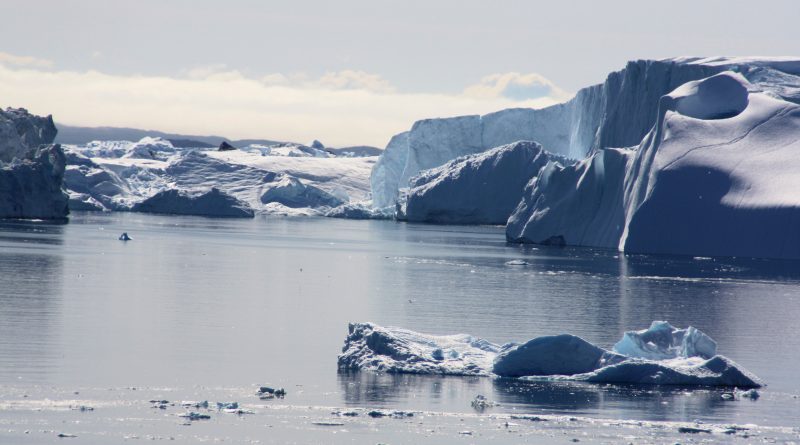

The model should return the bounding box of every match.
[1,212,799,430]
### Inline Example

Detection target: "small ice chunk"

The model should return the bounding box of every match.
[118,232,131,241]
[178,412,211,420]
[505,259,529,266]
[737,388,760,400]
[181,401,208,409]
[470,394,497,411]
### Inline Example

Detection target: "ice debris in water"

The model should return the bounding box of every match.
[181,400,209,408]
[505,259,529,266]
[737,388,760,400]
[216,402,238,410]
[257,386,286,399]
[118,232,131,241]
[338,321,763,387]
[178,412,211,420]
[470,395,497,411]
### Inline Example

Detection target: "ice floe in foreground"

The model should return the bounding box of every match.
[338,321,762,387]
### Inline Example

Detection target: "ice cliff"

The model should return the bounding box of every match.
[0,108,69,219]
[338,321,763,387]
[507,69,800,259]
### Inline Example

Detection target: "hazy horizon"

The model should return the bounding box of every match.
[1,0,798,147]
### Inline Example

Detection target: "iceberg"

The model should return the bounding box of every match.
[508,69,800,259]
[370,57,800,213]
[0,107,69,219]
[403,141,567,224]
[131,187,254,218]
[338,321,762,387]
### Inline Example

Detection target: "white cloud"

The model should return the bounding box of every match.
[313,70,396,93]
[0,64,572,147]
[0,52,53,69]
[464,72,571,101]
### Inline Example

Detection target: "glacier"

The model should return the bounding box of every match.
[403,141,570,224]
[507,69,800,259]
[62,138,376,217]
[0,108,69,219]
[338,321,762,387]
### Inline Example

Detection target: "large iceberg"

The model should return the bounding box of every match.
[403,141,568,224]
[338,321,762,387]
[508,69,800,259]
[0,108,69,219]
[370,57,800,211]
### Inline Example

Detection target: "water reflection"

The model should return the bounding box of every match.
[337,371,748,423]
[338,371,491,410]
[492,379,737,423]
[0,223,64,382]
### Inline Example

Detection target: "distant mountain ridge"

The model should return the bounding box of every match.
[54,123,283,147]
[54,123,382,155]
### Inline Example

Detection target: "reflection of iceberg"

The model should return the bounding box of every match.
[338,322,762,387]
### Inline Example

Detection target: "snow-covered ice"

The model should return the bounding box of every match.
[338,322,501,376]
[62,138,377,217]
[338,321,762,387]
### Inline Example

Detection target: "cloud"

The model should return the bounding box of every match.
[464,72,571,101]
[313,70,396,93]
[0,64,571,147]
[0,52,53,69]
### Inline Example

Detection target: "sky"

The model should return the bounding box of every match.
[0,0,798,147]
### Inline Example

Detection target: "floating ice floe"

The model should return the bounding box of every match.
[338,321,762,387]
